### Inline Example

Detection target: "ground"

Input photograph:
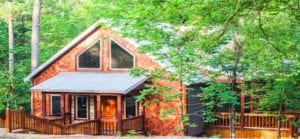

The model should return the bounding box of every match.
[0,129,204,139]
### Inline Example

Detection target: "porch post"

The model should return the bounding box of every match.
[240,93,245,128]
[61,93,65,117]
[6,108,11,132]
[96,95,101,119]
[68,95,72,124]
[41,92,46,118]
[117,95,122,132]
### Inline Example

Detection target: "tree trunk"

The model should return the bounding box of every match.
[31,0,41,71]
[8,0,14,74]
[229,36,243,138]
[230,105,236,138]
[277,103,282,139]
[179,81,185,134]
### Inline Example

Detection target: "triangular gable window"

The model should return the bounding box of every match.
[78,41,100,69]
[111,41,134,69]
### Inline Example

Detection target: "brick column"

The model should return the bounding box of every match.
[42,92,46,118]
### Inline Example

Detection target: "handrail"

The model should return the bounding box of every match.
[0,115,5,128]
[210,112,296,130]
[122,115,144,135]
[122,115,144,121]
[6,109,144,135]
[66,119,99,127]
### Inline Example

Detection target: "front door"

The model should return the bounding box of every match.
[101,96,117,119]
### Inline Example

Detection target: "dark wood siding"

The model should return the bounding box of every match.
[187,84,205,136]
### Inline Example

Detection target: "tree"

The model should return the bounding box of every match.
[95,0,299,137]
[7,0,14,109]
[8,0,14,75]
[31,0,41,71]
[129,24,202,133]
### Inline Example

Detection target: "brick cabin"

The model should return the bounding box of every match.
[25,20,204,136]
[24,20,298,138]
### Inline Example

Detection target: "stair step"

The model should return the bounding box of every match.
[12,129,36,134]
[12,129,29,133]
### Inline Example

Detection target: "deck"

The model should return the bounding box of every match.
[3,108,144,135]
[206,112,298,138]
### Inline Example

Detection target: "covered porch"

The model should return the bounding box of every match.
[31,72,148,135]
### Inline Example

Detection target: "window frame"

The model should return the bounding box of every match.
[76,40,101,70]
[123,97,139,118]
[109,39,135,70]
[76,96,89,120]
[50,94,61,116]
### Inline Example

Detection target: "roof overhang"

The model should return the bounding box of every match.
[31,72,149,94]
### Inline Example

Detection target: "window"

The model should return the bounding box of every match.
[78,41,100,69]
[110,41,134,69]
[76,96,88,119]
[125,97,136,118]
[51,95,61,116]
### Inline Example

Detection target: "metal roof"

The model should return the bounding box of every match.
[31,72,149,94]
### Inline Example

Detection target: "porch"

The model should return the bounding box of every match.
[40,93,144,134]
[5,108,144,135]
[28,72,148,135]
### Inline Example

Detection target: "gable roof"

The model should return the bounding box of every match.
[24,20,101,81]
[31,72,148,94]
[24,20,211,84]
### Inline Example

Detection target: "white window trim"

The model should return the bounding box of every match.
[109,39,136,70]
[50,94,61,116]
[76,96,89,120]
[76,40,102,70]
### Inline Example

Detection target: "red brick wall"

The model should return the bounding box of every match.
[31,28,185,135]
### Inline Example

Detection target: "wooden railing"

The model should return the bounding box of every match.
[64,120,99,135]
[48,113,71,125]
[48,117,65,125]
[5,109,143,135]
[243,113,294,129]
[209,112,296,130]
[24,114,63,134]
[122,116,144,134]
[0,115,5,128]
[9,109,24,130]
[99,119,118,135]
[210,113,241,127]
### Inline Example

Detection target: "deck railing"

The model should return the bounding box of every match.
[5,109,143,135]
[48,113,71,125]
[100,119,118,135]
[64,120,99,135]
[0,115,5,128]
[24,114,63,134]
[122,116,144,134]
[209,112,296,130]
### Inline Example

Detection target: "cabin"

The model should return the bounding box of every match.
[5,20,295,137]
[21,20,203,136]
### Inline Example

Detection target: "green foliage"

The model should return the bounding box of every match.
[199,82,239,123]
[126,130,138,137]
[160,109,175,120]
[0,1,298,135]
[116,131,122,137]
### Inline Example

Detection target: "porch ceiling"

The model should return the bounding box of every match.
[31,72,148,94]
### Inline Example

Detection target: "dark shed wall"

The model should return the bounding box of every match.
[187,84,205,136]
